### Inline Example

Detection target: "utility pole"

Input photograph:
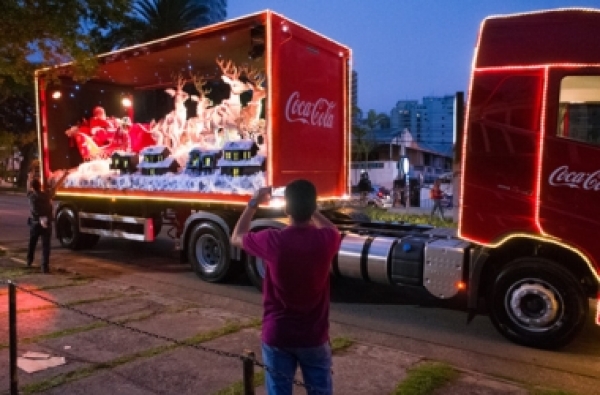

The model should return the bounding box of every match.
[398,129,410,211]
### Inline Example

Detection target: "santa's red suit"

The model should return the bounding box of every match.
[89,117,118,147]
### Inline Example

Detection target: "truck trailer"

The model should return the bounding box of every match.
[35,9,600,349]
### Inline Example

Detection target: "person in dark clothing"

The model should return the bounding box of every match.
[26,171,69,273]
[357,171,372,207]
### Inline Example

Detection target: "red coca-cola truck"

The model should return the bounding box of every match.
[35,9,600,349]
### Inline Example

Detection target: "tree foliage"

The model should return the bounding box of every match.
[0,0,129,86]
[101,0,210,51]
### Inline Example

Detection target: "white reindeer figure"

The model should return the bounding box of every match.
[239,66,267,139]
[187,73,213,143]
[211,58,252,141]
[163,73,189,149]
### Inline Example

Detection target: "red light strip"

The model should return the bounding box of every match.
[534,66,550,236]
[485,7,600,22]
[457,16,484,240]
[596,292,600,325]
[266,12,273,188]
[475,63,600,72]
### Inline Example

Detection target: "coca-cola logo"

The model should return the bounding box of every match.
[285,91,336,129]
[548,165,600,191]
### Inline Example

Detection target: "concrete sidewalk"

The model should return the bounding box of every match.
[0,257,555,395]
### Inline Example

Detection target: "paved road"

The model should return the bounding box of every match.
[1,192,600,394]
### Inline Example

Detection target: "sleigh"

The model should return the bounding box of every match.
[66,122,155,161]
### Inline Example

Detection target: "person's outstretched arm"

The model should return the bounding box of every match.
[49,170,70,198]
[231,187,272,248]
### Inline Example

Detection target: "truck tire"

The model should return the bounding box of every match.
[245,253,265,292]
[55,207,100,250]
[488,258,588,349]
[54,207,80,250]
[187,221,234,282]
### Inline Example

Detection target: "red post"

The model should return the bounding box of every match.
[9,281,18,395]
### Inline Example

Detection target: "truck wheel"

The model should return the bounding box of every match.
[488,258,588,349]
[55,208,100,250]
[55,208,82,250]
[245,254,265,292]
[187,221,233,282]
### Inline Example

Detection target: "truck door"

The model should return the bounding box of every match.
[539,70,600,271]
[460,69,544,243]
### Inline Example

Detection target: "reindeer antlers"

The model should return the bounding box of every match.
[216,58,241,80]
[240,65,266,88]
[190,73,212,97]
[170,72,186,90]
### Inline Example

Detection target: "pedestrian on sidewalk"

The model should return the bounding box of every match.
[430,178,445,221]
[26,170,69,273]
[231,180,342,395]
[357,171,371,207]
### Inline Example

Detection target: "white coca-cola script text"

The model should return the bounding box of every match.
[548,165,600,191]
[285,91,336,128]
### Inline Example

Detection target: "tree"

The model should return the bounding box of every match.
[365,109,390,130]
[0,131,17,179]
[351,106,378,182]
[103,0,210,50]
[0,0,129,88]
[0,80,38,187]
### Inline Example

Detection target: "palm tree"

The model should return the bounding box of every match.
[99,0,209,51]
[365,109,390,130]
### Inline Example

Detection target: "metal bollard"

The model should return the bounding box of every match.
[9,281,18,395]
[242,349,255,395]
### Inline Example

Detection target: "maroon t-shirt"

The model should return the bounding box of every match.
[243,225,341,348]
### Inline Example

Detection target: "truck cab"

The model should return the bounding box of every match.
[459,8,600,348]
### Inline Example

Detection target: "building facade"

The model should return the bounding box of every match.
[350,128,452,189]
[389,95,455,153]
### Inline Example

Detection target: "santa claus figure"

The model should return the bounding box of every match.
[89,106,118,147]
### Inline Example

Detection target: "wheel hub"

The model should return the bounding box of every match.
[195,234,221,273]
[508,283,559,328]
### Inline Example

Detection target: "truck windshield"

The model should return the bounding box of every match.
[558,76,600,146]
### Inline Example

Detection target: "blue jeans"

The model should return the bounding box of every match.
[262,342,332,395]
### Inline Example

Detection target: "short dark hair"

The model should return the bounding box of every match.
[30,178,41,191]
[285,179,317,222]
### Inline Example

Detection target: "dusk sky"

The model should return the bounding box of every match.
[228,1,600,114]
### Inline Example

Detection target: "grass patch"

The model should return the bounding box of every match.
[38,277,95,290]
[0,307,168,350]
[20,319,259,394]
[364,207,455,228]
[0,322,107,350]
[530,389,577,395]
[0,267,34,278]
[331,336,354,352]
[0,293,137,317]
[213,371,265,395]
[392,361,459,395]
